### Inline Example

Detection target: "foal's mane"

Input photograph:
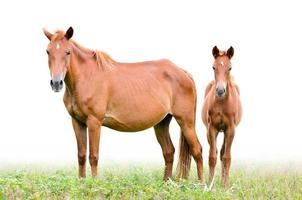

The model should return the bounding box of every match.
[53,30,115,70]
[217,51,227,57]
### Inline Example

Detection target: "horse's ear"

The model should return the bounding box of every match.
[65,27,73,40]
[43,28,53,40]
[212,46,220,58]
[226,46,234,59]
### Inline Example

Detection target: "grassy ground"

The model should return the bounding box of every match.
[0,163,301,199]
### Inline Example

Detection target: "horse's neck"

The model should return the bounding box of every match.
[64,45,99,96]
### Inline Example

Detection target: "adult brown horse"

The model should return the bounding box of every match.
[43,27,203,182]
[202,46,242,189]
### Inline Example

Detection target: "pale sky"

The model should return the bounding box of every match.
[0,0,301,166]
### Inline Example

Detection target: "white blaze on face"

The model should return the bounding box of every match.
[220,61,224,66]
[56,43,60,50]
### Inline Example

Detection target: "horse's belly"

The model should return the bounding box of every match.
[102,114,167,132]
[103,106,169,132]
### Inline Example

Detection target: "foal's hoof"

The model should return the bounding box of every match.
[198,183,208,191]
[204,184,212,192]
[167,177,180,188]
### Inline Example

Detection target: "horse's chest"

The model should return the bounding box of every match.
[72,102,86,120]
[65,97,87,123]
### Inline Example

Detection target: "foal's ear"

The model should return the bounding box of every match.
[65,27,74,40]
[226,46,234,59]
[212,46,220,58]
[43,28,53,40]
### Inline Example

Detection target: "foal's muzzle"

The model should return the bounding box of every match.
[50,76,64,92]
[216,85,226,98]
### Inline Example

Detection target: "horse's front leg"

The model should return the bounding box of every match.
[87,116,102,177]
[207,125,218,190]
[72,118,87,178]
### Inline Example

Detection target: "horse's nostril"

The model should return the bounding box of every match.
[216,87,226,97]
[216,87,225,93]
[50,80,54,86]
[59,80,63,86]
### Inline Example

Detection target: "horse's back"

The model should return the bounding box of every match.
[115,58,196,97]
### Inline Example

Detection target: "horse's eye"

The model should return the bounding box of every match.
[212,66,216,70]
[229,67,232,71]
[66,51,71,55]
[46,50,49,55]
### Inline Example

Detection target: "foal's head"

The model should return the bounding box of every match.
[212,46,234,99]
[43,27,74,92]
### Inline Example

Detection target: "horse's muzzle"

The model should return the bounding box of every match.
[50,79,63,92]
[216,86,226,98]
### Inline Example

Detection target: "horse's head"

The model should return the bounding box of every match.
[43,27,74,92]
[212,46,234,99]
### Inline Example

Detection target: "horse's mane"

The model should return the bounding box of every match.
[71,40,115,70]
[53,30,115,70]
[94,51,115,70]
[70,40,93,55]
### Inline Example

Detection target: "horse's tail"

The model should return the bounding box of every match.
[176,130,192,179]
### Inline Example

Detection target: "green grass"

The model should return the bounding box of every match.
[0,163,301,199]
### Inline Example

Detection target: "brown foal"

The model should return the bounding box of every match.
[202,46,242,189]
[43,27,203,182]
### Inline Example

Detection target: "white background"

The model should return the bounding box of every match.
[0,0,301,166]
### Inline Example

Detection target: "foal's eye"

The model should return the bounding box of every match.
[212,66,216,70]
[66,51,71,55]
[46,50,49,55]
[229,67,232,71]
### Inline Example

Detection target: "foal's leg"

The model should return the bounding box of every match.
[220,137,226,183]
[221,126,235,188]
[72,118,87,178]
[154,114,174,181]
[87,117,101,178]
[207,126,218,190]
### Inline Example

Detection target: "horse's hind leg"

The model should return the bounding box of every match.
[175,115,204,182]
[154,114,175,180]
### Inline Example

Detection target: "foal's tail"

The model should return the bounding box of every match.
[176,131,191,179]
